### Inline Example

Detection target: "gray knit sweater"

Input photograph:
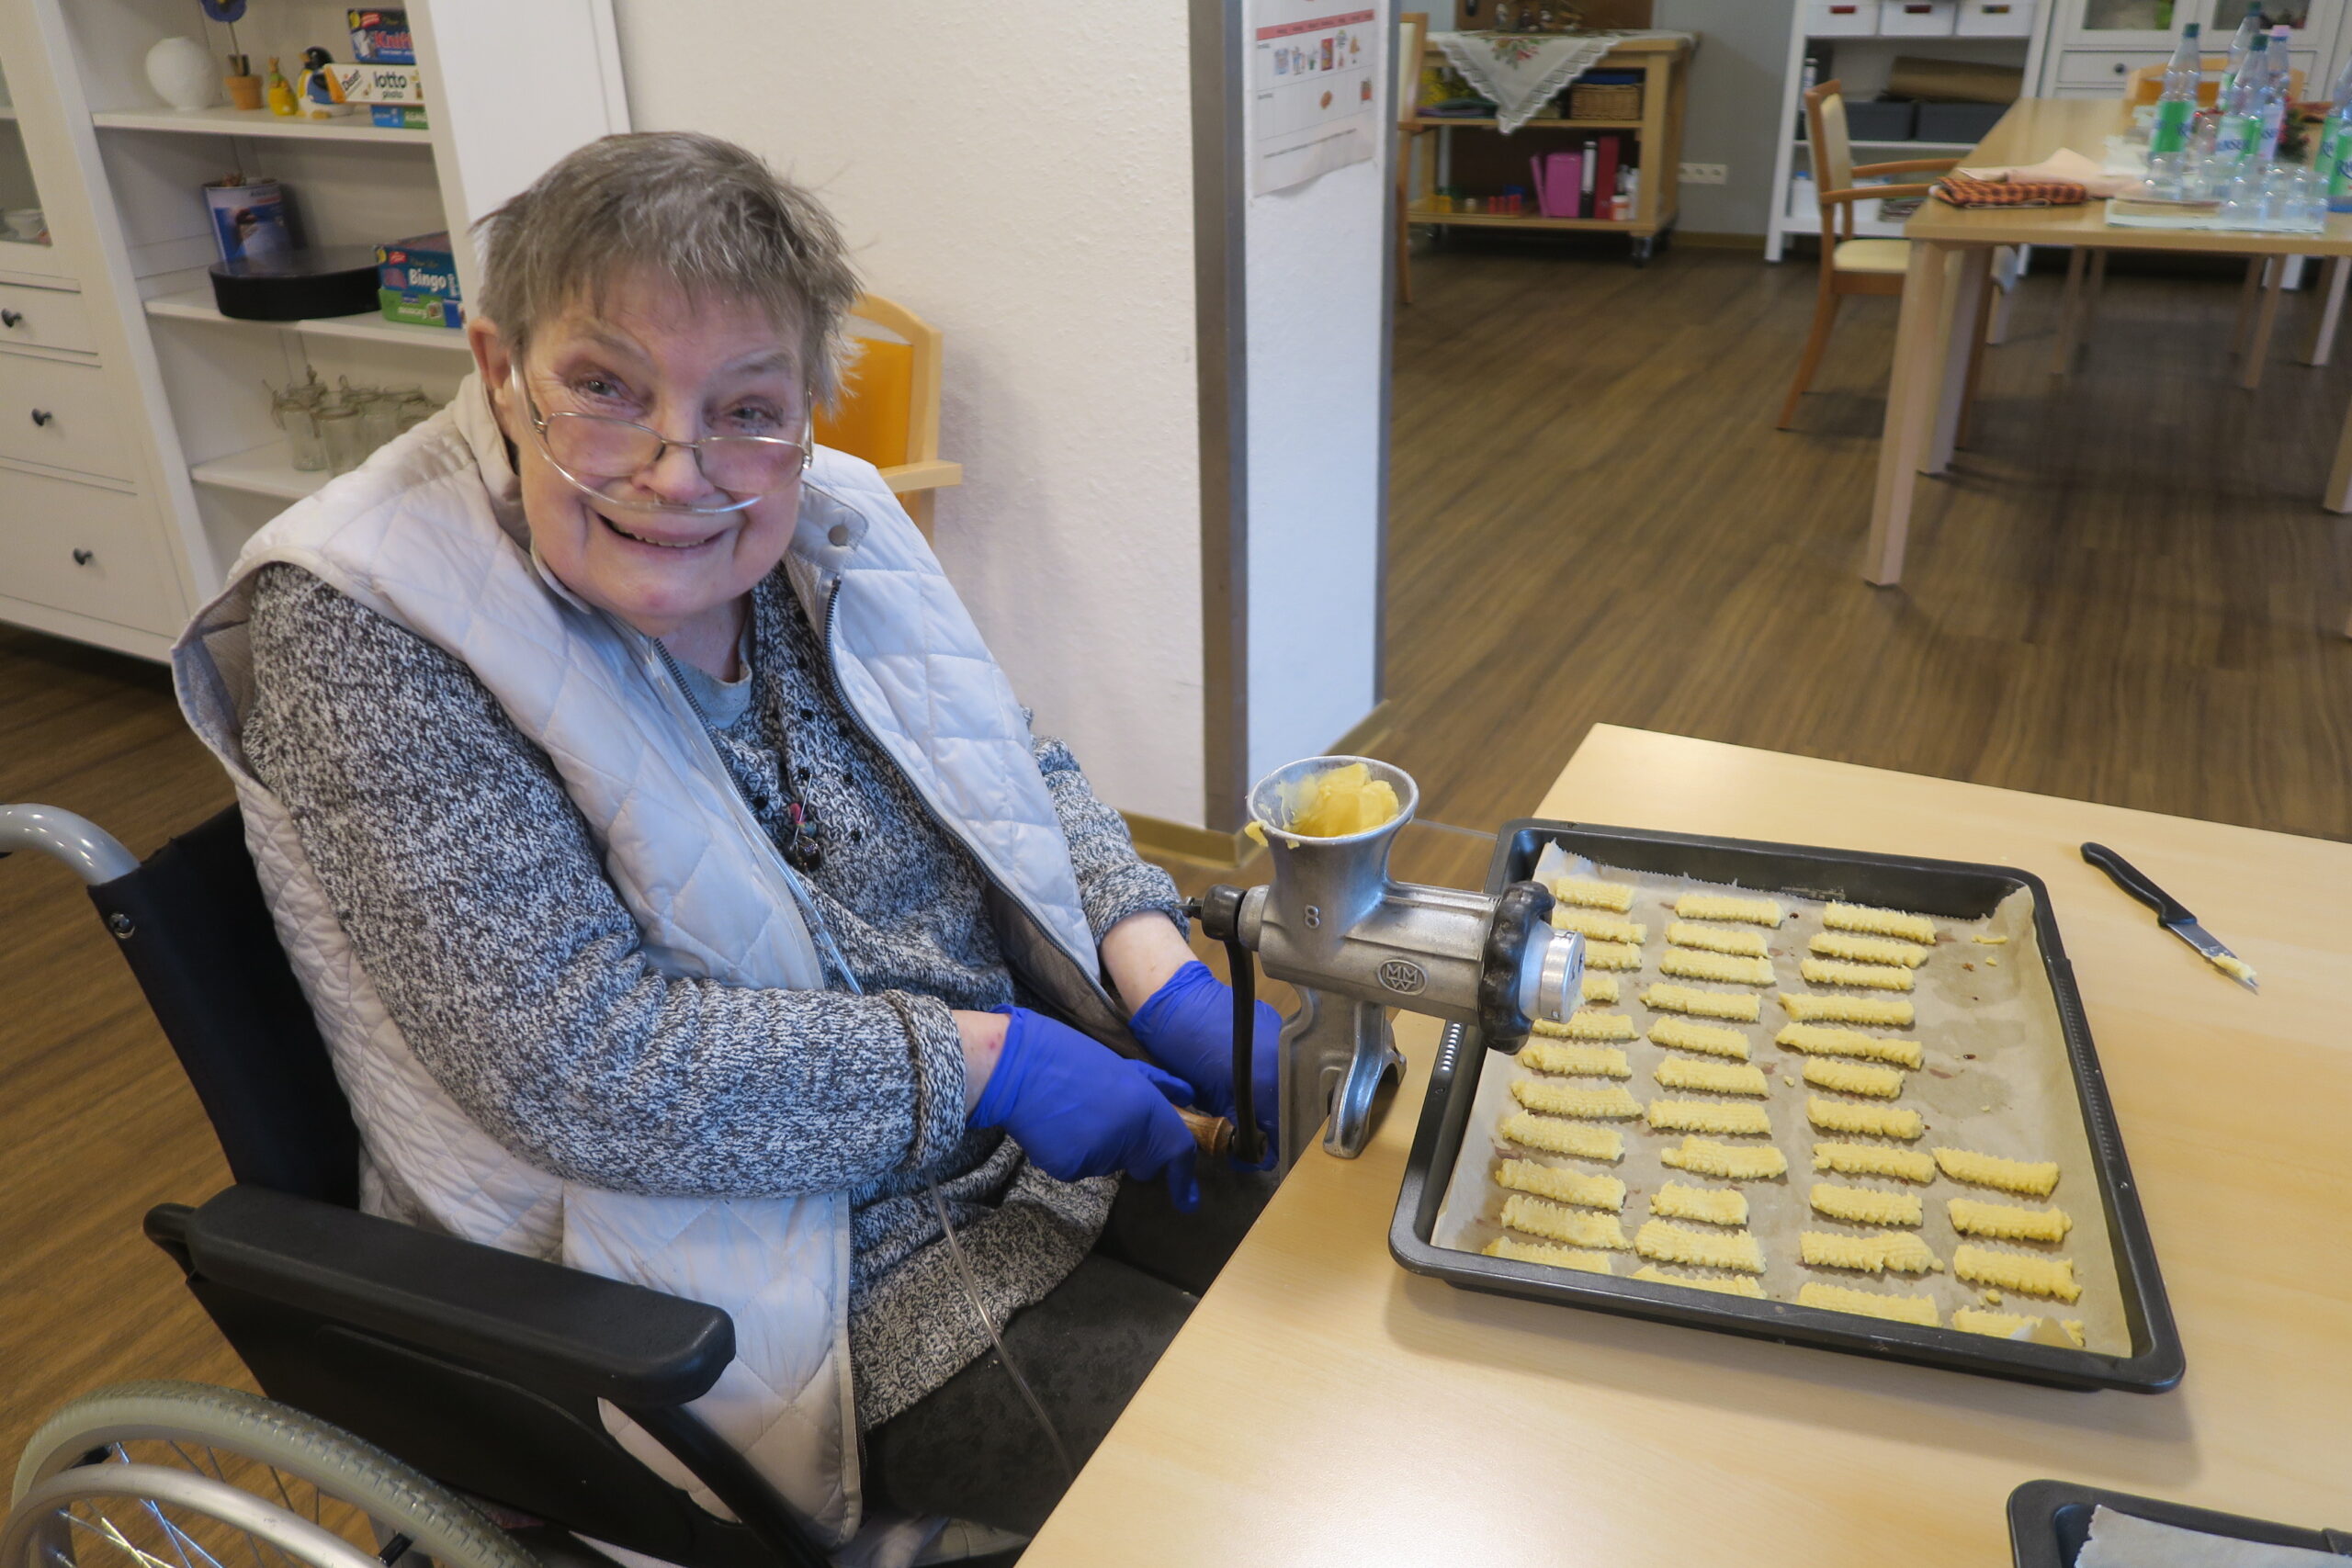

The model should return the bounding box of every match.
[239,562,1185,1428]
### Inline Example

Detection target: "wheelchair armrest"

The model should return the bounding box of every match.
[153,1186,734,1408]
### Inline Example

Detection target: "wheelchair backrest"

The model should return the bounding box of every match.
[38,807,827,1568]
[90,806,360,1206]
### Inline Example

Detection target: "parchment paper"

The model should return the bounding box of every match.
[2077,1507,2346,1568]
[1431,852,2132,1356]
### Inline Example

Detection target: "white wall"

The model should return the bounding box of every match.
[611,3,1209,824]
[1656,0,1798,235]
[1242,147,1387,782]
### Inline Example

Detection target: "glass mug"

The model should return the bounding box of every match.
[317,405,368,476]
[271,391,328,471]
[356,392,401,455]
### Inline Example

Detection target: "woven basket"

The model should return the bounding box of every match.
[1568,82,1643,119]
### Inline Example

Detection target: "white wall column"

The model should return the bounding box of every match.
[613,3,1211,825]
[616,3,1391,833]
[1197,0,1394,827]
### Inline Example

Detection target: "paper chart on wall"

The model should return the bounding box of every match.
[1248,2,1384,195]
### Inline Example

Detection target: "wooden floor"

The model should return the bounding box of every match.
[1375,239,2352,866]
[0,627,244,1460]
[4,241,2351,1472]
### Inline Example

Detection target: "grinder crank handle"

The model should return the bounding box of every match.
[1178,1106,1235,1157]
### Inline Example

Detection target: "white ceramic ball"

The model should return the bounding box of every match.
[144,36,218,112]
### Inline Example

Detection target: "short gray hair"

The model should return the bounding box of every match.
[475,132,862,403]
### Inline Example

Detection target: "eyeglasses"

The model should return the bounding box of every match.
[513,371,811,515]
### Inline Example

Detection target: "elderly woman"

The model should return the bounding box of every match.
[173,132,1280,1555]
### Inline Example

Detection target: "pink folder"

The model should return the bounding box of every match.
[1530,152,1581,218]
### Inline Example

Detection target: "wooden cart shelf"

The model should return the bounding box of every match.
[1407,115,1645,130]
[1405,205,1640,231]
[1405,32,1695,265]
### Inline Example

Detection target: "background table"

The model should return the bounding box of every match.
[1024,725,2352,1568]
[1869,98,2352,640]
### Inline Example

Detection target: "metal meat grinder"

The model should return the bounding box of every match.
[1193,756,1585,1170]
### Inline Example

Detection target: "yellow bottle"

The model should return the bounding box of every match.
[266,57,297,117]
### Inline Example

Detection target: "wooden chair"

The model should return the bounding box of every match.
[814,293,963,536]
[2121,53,2252,111]
[1396,11,1430,306]
[1778,80,1970,430]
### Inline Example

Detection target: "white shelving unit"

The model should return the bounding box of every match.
[190,440,327,502]
[90,105,430,142]
[1766,6,2057,262]
[144,286,477,351]
[0,0,628,660]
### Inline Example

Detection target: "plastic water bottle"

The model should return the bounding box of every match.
[2317,56,2352,210]
[2328,122,2352,210]
[2222,9,2265,98]
[2216,34,2270,167]
[2329,95,2352,210]
[2257,24,2295,159]
[2148,21,2204,196]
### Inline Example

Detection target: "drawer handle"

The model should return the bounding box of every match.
[2114,62,2129,73]
[72,548,94,567]
[29,409,53,426]
[0,310,21,329]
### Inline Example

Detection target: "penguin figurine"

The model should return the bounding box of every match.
[297,46,351,118]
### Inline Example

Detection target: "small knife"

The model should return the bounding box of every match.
[2081,842,2258,991]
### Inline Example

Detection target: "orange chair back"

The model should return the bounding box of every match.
[816,337,914,470]
[1809,83,1858,203]
[1804,81,1859,242]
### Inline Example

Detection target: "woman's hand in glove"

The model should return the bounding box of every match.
[968,1007,1201,1211]
[1130,960,1281,1156]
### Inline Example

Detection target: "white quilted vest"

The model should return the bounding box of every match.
[173,375,1124,1550]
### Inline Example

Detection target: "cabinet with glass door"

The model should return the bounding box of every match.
[0,59,66,278]
[2041,0,2346,97]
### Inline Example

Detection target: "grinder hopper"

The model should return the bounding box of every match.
[1196,757,1584,1170]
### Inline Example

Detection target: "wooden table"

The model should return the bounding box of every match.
[1868,97,2352,638]
[1024,725,2352,1568]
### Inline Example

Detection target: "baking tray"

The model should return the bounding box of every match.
[2008,1478,2352,1565]
[1388,819,2185,1393]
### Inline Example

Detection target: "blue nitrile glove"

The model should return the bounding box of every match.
[971,1007,1201,1211]
[1130,961,1281,1157]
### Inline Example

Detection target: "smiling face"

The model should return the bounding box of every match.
[469,271,808,642]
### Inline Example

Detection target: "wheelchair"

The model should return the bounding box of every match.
[0,803,972,1568]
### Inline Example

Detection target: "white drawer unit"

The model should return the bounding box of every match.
[0,352,131,481]
[2049,43,2312,86]
[1880,0,1961,35]
[1806,0,1883,37]
[0,464,175,634]
[0,282,96,357]
[2055,48,2165,83]
[1959,0,2040,36]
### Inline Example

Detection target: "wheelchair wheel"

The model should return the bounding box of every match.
[6,1382,539,1568]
